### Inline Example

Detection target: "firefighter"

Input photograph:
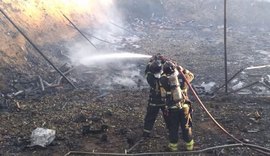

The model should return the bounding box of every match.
[159,60,194,151]
[142,54,169,138]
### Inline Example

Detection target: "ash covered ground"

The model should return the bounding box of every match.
[0,0,270,156]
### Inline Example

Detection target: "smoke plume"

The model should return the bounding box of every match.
[65,0,150,90]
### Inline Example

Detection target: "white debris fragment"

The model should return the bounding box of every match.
[232,81,244,90]
[200,82,216,93]
[231,78,239,84]
[237,89,252,95]
[255,50,270,57]
[246,64,270,70]
[30,128,56,147]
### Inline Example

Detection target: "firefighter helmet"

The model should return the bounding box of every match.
[150,53,167,64]
[163,61,175,75]
[149,60,162,74]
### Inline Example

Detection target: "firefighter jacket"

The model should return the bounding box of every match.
[145,64,163,105]
[177,67,194,96]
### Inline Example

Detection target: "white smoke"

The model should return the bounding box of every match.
[66,0,150,90]
[67,41,150,89]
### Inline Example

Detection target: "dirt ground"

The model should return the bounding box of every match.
[1,0,270,156]
[1,28,270,155]
[1,89,270,156]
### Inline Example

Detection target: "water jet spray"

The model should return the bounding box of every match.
[78,52,151,66]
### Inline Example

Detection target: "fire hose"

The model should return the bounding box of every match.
[125,69,270,155]
[63,70,270,155]
[178,69,270,155]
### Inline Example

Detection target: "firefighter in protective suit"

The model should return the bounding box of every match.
[142,54,169,137]
[159,60,194,151]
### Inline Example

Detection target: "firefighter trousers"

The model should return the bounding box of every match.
[167,106,193,144]
[143,104,169,134]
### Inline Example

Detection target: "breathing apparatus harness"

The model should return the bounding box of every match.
[160,61,190,110]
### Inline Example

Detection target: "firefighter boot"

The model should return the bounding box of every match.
[168,143,178,152]
[185,139,194,151]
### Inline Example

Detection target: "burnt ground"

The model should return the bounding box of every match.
[1,22,270,155]
[1,88,270,156]
[1,0,270,156]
